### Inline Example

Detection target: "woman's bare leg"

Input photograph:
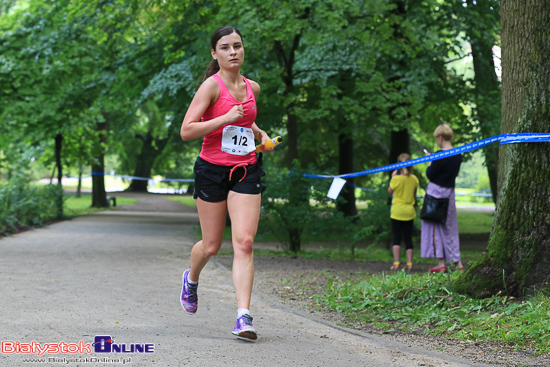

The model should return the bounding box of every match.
[188,198,227,282]
[227,191,261,309]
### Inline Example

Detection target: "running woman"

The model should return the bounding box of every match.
[179,26,273,341]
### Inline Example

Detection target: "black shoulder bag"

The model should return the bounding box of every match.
[420,194,449,224]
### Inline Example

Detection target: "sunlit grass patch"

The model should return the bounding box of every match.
[64,194,138,217]
[165,195,197,208]
[457,212,494,234]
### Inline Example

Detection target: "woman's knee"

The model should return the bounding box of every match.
[197,240,222,258]
[234,236,254,256]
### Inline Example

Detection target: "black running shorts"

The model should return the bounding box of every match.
[193,157,265,203]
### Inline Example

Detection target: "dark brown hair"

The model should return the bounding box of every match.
[200,26,243,83]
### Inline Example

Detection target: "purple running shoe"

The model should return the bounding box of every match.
[180,269,197,314]
[232,314,257,340]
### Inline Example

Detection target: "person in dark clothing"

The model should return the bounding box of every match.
[420,124,464,273]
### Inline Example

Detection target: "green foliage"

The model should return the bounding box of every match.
[259,161,357,252]
[355,185,395,244]
[258,164,423,254]
[1,0,493,203]
[455,151,490,189]
[0,177,63,236]
[316,271,550,353]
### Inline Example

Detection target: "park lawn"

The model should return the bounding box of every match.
[64,194,138,217]
[165,195,197,208]
[457,211,494,233]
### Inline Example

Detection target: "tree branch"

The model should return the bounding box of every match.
[445,53,471,64]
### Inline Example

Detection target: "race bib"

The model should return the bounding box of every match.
[221,125,255,155]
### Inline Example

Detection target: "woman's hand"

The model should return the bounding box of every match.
[391,169,399,177]
[259,132,274,152]
[224,104,244,124]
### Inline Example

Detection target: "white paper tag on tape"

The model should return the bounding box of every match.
[327,177,347,200]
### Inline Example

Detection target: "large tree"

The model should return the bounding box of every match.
[455,0,550,297]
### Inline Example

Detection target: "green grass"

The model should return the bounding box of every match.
[457,211,494,234]
[455,188,495,205]
[64,194,138,217]
[313,271,550,354]
[165,195,197,208]
[218,246,485,265]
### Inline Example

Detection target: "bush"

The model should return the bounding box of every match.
[355,185,395,245]
[259,161,358,252]
[0,177,63,236]
[257,161,402,254]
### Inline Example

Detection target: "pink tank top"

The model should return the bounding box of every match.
[199,74,258,166]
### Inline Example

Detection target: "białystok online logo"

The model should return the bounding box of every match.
[1,336,154,356]
[92,336,154,353]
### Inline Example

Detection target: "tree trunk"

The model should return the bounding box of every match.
[127,133,168,192]
[49,164,56,185]
[455,0,550,297]
[275,27,308,252]
[55,133,63,185]
[334,71,357,217]
[76,165,82,198]
[337,131,357,217]
[466,0,501,204]
[275,35,301,167]
[91,121,108,208]
[387,1,411,178]
[286,112,299,167]
[54,133,64,218]
[389,129,410,168]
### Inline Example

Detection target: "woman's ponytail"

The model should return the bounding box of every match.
[200,59,220,83]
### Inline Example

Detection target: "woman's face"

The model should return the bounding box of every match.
[212,32,244,71]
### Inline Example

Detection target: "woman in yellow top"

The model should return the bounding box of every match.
[388,153,419,271]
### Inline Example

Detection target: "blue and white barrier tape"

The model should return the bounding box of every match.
[318,133,550,199]
[86,133,549,199]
